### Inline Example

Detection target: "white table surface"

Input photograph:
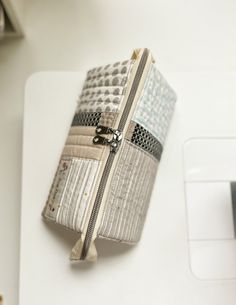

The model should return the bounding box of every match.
[20,71,236,305]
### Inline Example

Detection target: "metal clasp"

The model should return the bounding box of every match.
[93,125,122,153]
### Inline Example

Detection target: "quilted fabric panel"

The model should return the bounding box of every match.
[98,140,158,243]
[44,157,100,233]
[77,60,134,113]
[62,125,105,160]
[132,64,176,145]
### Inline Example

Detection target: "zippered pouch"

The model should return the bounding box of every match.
[42,48,177,262]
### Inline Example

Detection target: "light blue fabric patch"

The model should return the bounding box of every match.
[132,64,176,145]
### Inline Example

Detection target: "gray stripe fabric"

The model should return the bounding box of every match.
[98,140,158,243]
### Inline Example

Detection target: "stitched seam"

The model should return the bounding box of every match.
[124,139,159,163]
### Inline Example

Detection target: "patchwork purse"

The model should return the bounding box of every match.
[42,48,177,262]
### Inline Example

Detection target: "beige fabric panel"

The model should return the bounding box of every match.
[98,140,158,244]
[64,126,105,160]
[125,121,136,140]
[69,126,96,137]
[66,135,94,146]
[62,145,103,161]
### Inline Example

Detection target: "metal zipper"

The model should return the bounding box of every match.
[80,48,149,260]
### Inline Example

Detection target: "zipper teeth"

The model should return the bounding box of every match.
[80,48,149,260]
[118,49,149,131]
[80,153,115,259]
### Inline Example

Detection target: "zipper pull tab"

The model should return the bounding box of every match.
[93,135,109,145]
[70,235,97,262]
[95,125,113,135]
[93,125,122,153]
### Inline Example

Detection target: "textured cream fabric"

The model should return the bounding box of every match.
[69,126,96,136]
[98,140,158,243]
[66,135,95,146]
[43,157,101,233]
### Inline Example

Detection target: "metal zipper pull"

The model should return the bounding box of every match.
[95,125,113,135]
[93,125,122,153]
[93,135,110,145]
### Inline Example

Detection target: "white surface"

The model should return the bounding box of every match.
[1,1,236,304]
[184,139,236,279]
[184,139,236,182]
[186,182,234,240]
[20,71,236,305]
[190,241,236,280]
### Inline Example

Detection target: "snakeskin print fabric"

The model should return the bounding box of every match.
[72,112,101,126]
[132,64,176,145]
[130,123,163,160]
[77,60,134,113]
[71,111,118,129]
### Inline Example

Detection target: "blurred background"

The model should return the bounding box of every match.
[0,0,236,304]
